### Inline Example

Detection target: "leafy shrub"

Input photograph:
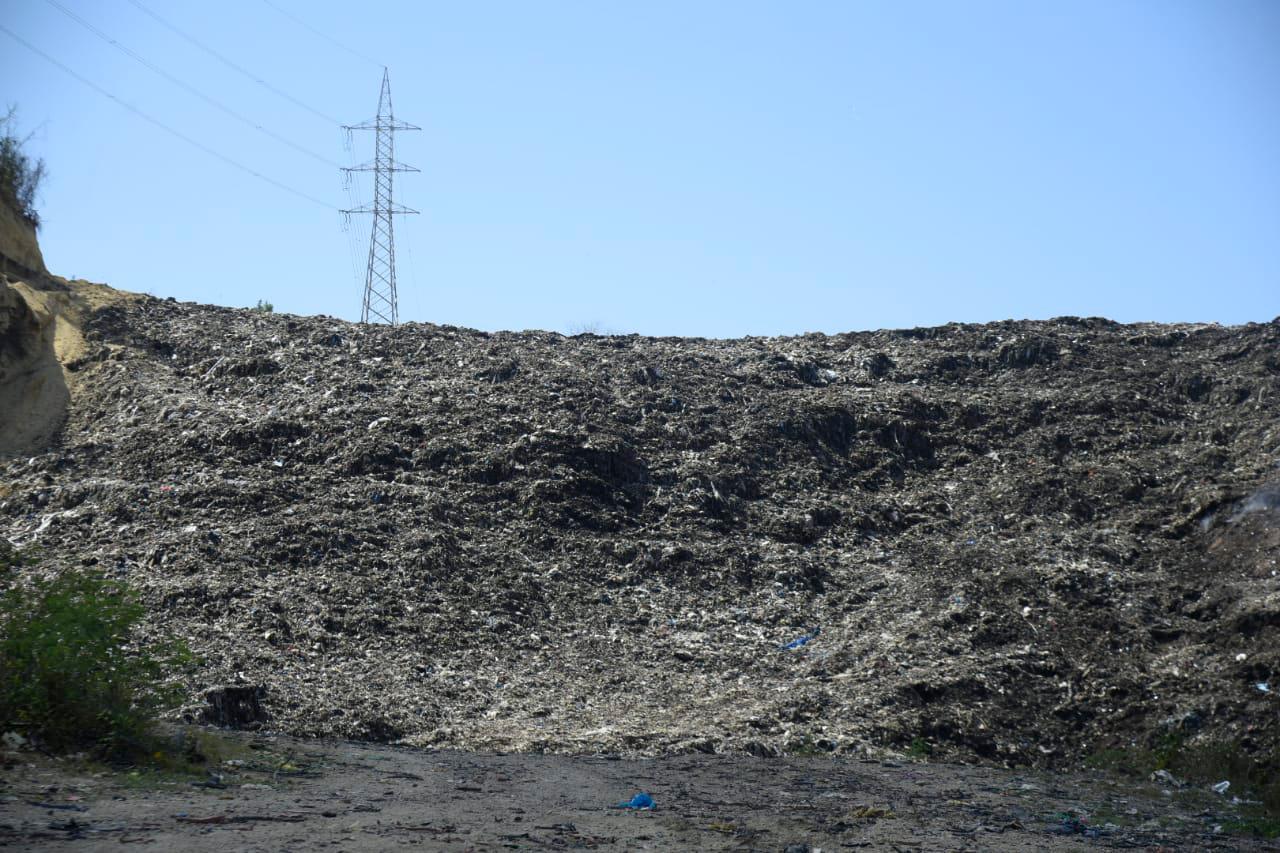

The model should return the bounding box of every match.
[0,107,46,229]
[906,735,934,759]
[0,558,189,757]
[254,299,274,313]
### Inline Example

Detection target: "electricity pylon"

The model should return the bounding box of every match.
[342,68,419,325]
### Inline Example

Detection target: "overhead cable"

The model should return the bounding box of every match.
[260,0,383,70]
[45,0,344,170]
[0,23,335,211]
[123,0,345,127]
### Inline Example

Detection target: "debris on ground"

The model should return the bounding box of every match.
[1,280,1278,773]
[615,792,655,810]
[5,735,1269,851]
[780,627,821,650]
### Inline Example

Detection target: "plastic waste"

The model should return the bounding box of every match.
[1053,814,1088,835]
[1212,780,1230,795]
[781,626,820,650]
[616,792,655,810]
[1052,813,1105,838]
[1256,682,1271,694]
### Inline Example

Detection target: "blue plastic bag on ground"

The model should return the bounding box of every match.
[616,792,655,810]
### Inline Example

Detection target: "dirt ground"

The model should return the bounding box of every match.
[0,730,1273,851]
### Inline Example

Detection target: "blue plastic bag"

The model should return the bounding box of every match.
[616,792,655,810]
[780,626,821,650]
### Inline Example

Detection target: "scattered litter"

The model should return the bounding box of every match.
[849,805,895,819]
[190,778,227,790]
[29,801,90,812]
[781,627,820,650]
[1211,780,1230,795]
[1256,682,1271,694]
[175,813,308,824]
[616,792,655,810]
[1229,483,1280,521]
[1051,813,1106,838]
[48,818,88,835]
[3,296,1277,768]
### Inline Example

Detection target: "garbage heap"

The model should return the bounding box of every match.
[2,289,1277,768]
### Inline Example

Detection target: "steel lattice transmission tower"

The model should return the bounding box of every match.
[342,69,419,325]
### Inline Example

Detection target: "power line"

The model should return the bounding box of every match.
[0,22,335,211]
[260,0,383,70]
[44,0,344,170]
[341,131,370,302]
[118,0,368,294]
[123,0,345,127]
[116,0,369,290]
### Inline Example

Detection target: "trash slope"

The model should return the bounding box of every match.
[2,290,1277,770]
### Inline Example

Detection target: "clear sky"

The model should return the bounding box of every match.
[3,1,1277,336]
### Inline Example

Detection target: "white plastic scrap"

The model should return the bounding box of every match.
[1211,780,1230,795]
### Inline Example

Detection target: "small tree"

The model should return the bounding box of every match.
[0,549,191,757]
[0,107,46,229]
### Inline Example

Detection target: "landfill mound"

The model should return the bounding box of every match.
[1,284,1278,770]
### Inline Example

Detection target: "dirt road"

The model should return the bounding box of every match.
[1,731,1272,851]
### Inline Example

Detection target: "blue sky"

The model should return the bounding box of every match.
[3,0,1277,336]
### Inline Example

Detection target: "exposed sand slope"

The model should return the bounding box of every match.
[0,196,47,279]
[0,276,127,458]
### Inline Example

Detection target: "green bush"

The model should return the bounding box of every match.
[254,299,274,313]
[906,735,934,759]
[0,558,189,757]
[0,107,46,229]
